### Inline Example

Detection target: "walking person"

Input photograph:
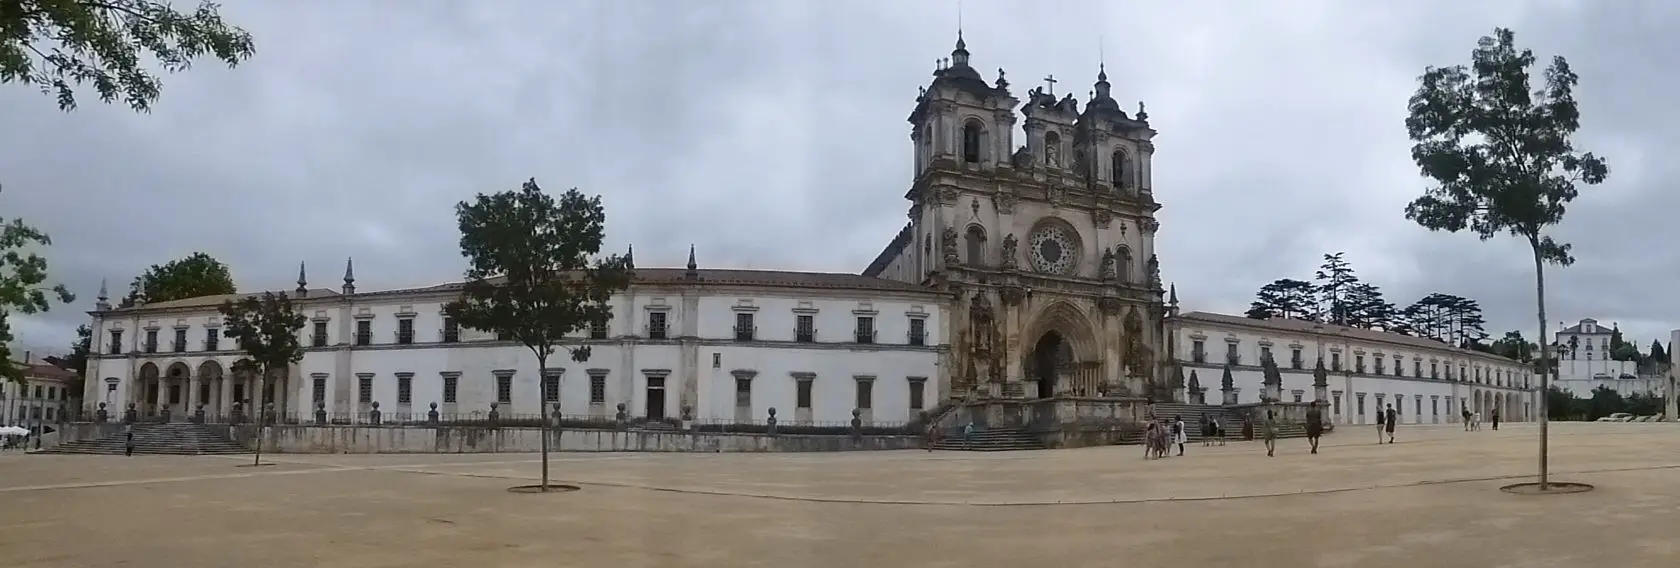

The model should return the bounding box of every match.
[962,421,974,450]
[123,425,135,457]
[1201,416,1212,447]
[1172,415,1186,456]
[1305,403,1324,454]
[1491,408,1500,431]
[1462,407,1472,431]
[1384,404,1397,444]
[1214,417,1226,446]
[1262,409,1278,457]
[1143,421,1159,459]
[1375,403,1386,443]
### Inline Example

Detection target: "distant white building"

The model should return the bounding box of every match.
[82,260,949,427]
[1172,312,1537,425]
[1550,318,1651,399]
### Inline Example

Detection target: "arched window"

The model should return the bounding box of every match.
[1111,149,1129,188]
[962,120,984,164]
[965,225,987,267]
[1115,246,1133,283]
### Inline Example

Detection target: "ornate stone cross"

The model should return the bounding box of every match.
[1042,74,1058,96]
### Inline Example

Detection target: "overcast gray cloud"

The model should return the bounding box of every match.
[2,0,1674,356]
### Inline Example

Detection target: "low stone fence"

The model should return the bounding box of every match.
[52,422,923,454]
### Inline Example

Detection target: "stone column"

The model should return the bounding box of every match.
[1102,309,1122,394]
[187,374,201,414]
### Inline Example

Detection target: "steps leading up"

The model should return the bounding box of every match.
[928,428,1044,451]
[35,423,249,456]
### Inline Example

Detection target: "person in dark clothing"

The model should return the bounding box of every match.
[1462,408,1472,431]
[124,427,135,457]
[1375,404,1386,443]
[1383,404,1397,444]
[1305,404,1324,454]
[1491,408,1500,431]
[1241,417,1255,441]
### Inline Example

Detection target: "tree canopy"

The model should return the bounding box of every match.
[217,292,305,382]
[0,214,75,383]
[444,178,633,492]
[1,0,255,112]
[123,252,235,307]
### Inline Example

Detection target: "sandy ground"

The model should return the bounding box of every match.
[2,422,1677,568]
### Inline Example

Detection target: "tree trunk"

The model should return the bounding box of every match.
[535,351,550,492]
[252,368,266,467]
[1530,241,1550,491]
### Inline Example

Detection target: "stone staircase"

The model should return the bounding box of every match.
[928,427,1045,451]
[36,423,249,456]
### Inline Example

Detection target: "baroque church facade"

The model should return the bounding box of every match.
[864,34,1170,404]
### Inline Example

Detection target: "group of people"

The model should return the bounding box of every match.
[1460,407,1499,431]
[1144,404,1327,459]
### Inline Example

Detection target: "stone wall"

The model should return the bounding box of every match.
[52,423,923,454]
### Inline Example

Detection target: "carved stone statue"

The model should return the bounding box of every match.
[1046,140,1061,167]
[940,225,960,265]
[1011,146,1032,169]
[1000,234,1019,269]
[1146,254,1162,289]
[1099,249,1117,281]
[969,294,995,352]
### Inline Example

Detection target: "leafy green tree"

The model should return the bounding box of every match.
[1404,28,1609,489]
[0,214,75,383]
[1244,278,1316,321]
[1545,386,1577,421]
[1,0,255,112]
[1313,252,1359,325]
[445,179,634,492]
[218,292,306,466]
[1585,385,1624,421]
[1491,330,1535,363]
[1624,392,1663,417]
[1649,339,1666,366]
[122,252,235,307]
[1345,282,1398,331]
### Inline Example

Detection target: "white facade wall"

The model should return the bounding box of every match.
[1172,313,1537,425]
[83,279,949,427]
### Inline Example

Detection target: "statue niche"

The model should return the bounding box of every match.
[961,293,1004,393]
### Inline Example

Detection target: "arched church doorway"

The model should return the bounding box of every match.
[1032,331,1073,398]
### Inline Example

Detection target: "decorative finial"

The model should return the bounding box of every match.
[1137,100,1148,120]
[342,257,356,294]
[684,245,699,280]
[296,261,308,296]
[1041,74,1058,97]
[626,244,635,269]
[994,68,1008,89]
[1169,283,1178,306]
[96,278,108,302]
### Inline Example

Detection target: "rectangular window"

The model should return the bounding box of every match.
[1357,393,1366,415]
[1331,392,1342,415]
[1291,348,1302,369]
[908,318,926,346]
[796,380,813,409]
[1394,357,1403,376]
[144,330,158,353]
[1432,397,1439,416]
[909,380,925,410]
[542,372,560,403]
[589,374,606,404]
[589,321,608,339]
[397,374,413,405]
[1191,340,1206,363]
[204,328,219,351]
[1355,355,1365,374]
[856,380,873,409]
[1226,343,1239,365]
[358,375,373,404]
[1414,360,1422,377]
[443,375,458,404]
[648,312,668,340]
[1331,353,1341,371]
[1374,357,1385,375]
[1260,345,1272,362]
[173,328,188,352]
[313,320,329,347]
[496,375,512,404]
[1431,362,1439,379]
[312,377,326,404]
[442,317,460,343]
[108,330,123,355]
[795,315,815,343]
[397,319,414,344]
[355,320,372,346]
[734,378,751,407]
[855,317,875,344]
[1292,391,1303,403]
[734,313,755,341]
[1415,396,1422,417]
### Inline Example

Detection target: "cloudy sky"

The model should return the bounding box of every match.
[2,0,1674,356]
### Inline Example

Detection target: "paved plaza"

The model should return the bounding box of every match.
[2,422,1678,567]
